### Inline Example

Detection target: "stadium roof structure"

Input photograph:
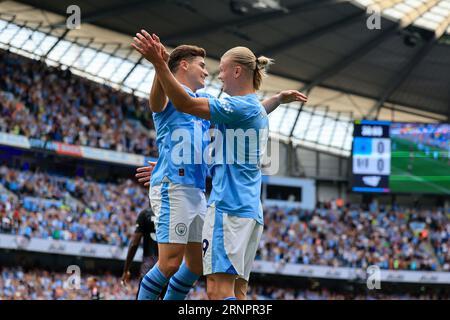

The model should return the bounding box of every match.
[1,0,449,156]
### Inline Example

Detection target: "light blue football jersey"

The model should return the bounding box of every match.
[206,94,269,225]
[150,86,211,191]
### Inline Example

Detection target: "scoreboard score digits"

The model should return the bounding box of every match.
[352,120,391,192]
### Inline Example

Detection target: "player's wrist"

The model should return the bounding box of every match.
[153,60,168,70]
[275,92,283,105]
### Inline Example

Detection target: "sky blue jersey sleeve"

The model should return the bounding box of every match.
[195,92,215,99]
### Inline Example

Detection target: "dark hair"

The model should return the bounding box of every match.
[168,45,206,73]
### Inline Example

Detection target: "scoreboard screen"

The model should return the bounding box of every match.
[351,120,450,195]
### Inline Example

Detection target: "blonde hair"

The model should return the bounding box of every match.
[222,46,274,90]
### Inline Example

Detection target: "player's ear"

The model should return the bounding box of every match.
[180,59,189,71]
[234,65,241,79]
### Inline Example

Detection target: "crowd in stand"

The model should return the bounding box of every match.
[0,165,147,246]
[1,165,449,272]
[0,49,158,157]
[258,203,449,271]
[0,267,137,300]
[2,268,447,300]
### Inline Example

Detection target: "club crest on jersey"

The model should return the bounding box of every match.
[175,223,187,236]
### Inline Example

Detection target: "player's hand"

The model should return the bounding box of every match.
[121,271,131,286]
[135,161,157,187]
[132,29,166,65]
[161,46,170,62]
[277,90,308,104]
[151,33,170,62]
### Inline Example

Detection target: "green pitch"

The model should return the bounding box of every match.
[390,137,450,194]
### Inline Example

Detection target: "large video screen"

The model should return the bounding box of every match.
[351,120,450,195]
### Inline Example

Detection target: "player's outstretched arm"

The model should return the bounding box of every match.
[132,30,211,120]
[147,34,169,113]
[261,90,308,114]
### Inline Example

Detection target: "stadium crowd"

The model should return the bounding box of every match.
[0,267,138,300]
[1,268,447,300]
[0,165,147,246]
[0,49,158,157]
[1,165,449,272]
[259,203,449,271]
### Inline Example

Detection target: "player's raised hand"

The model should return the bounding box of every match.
[135,161,157,187]
[131,29,165,65]
[277,90,308,104]
[150,32,170,62]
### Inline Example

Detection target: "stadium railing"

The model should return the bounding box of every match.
[0,132,156,166]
